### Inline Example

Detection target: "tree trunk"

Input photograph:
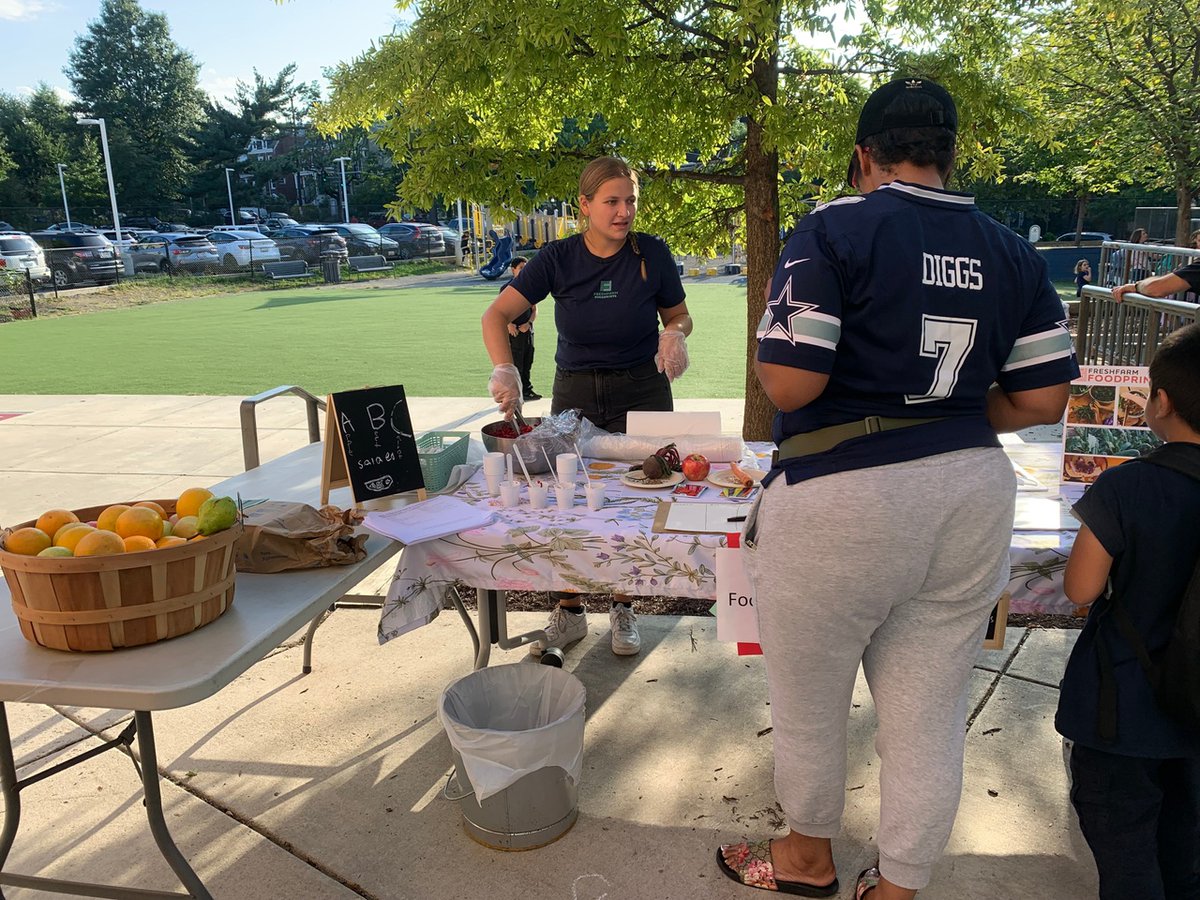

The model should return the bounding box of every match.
[741,15,781,443]
[1073,194,1088,247]
[1175,179,1193,248]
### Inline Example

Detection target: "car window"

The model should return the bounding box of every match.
[70,235,110,248]
[0,236,38,252]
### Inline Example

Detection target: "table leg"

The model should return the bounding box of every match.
[301,606,332,675]
[134,712,213,900]
[0,704,20,877]
[473,589,494,670]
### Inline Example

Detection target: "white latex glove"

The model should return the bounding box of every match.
[654,330,690,382]
[488,364,524,417]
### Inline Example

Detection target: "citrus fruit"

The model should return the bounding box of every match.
[55,523,95,551]
[134,500,167,517]
[97,505,132,532]
[35,509,78,539]
[4,527,52,556]
[74,530,125,556]
[161,520,173,537]
[122,535,157,553]
[37,546,74,558]
[176,488,214,519]
[156,536,188,549]
[114,507,164,541]
[172,516,199,539]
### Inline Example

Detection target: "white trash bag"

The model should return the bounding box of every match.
[438,663,586,801]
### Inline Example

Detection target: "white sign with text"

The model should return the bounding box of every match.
[715,546,760,643]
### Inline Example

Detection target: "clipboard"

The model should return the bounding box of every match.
[652,501,746,535]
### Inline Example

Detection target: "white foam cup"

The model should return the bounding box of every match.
[527,480,549,509]
[556,452,578,484]
[499,480,521,507]
[585,480,606,511]
[483,452,505,496]
[554,481,575,510]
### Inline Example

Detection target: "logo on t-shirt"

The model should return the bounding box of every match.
[594,280,617,300]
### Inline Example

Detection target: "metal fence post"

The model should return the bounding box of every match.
[25,271,36,318]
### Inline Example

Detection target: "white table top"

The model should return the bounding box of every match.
[0,442,402,710]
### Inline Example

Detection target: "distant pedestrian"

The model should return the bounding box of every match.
[502,257,540,401]
[1074,259,1091,296]
[1055,323,1200,900]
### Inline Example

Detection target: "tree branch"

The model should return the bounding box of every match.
[634,0,729,49]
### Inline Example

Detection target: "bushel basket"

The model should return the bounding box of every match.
[0,500,240,652]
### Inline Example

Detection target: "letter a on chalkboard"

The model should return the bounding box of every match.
[320,385,426,507]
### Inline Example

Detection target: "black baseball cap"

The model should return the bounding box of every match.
[854,78,957,144]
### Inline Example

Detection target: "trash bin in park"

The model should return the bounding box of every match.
[439,663,585,850]
[319,252,342,284]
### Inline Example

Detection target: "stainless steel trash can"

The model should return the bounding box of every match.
[319,253,342,283]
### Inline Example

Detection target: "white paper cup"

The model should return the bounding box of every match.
[483,452,506,476]
[555,481,575,510]
[499,480,521,507]
[484,472,502,497]
[527,481,549,509]
[585,480,606,511]
[556,452,578,483]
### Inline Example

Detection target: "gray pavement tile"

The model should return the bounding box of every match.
[37,425,243,474]
[13,395,214,427]
[975,626,1028,673]
[2,424,123,470]
[1,474,192,526]
[1005,629,1079,687]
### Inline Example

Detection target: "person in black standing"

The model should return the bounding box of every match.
[502,257,541,401]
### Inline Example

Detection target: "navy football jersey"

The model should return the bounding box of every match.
[511,233,685,370]
[757,180,1078,483]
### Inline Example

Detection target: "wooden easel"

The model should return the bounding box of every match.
[319,394,426,509]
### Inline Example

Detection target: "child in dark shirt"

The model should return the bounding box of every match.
[1073,258,1091,297]
[502,257,540,401]
[1056,323,1200,900]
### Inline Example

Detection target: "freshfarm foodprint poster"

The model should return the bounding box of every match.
[1060,365,1160,500]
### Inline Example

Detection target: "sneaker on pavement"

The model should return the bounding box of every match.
[530,606,588,656]
[524,391,542,401]
[609,605,641,656]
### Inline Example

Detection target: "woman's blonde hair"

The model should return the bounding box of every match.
[577,156,646,279]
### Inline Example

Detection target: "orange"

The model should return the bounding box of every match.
[176,488,214,519]
[134,500,167,517]
[55,524,95,552]
[155,535,188,549]
[74,530,125,556]
[4,527,52,556]
[96,505,132,532]
[114,507,163,541]
[122,535,157,553]
[36,509,79,539]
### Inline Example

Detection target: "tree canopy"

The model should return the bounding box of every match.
[318,0,1034,437]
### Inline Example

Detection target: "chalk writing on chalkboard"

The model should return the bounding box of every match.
[321,385,425,506]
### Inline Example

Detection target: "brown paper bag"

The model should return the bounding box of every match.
[234,501,368,573]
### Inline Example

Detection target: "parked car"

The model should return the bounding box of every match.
[377,222,446,258]
[0,221,16,232]
[263,215,300,231]
[270,226,348,264]
[30,231,120,287]
[123,216,164,231]
[117,232,173,273]
[431,224,464,253]
[41,221,96,233]
[96,229,139,254]
[327,224,401,260]
[1055,231,1113,243]
[151,233,221,274]
[205,230,281,270]
[0,232,51,284]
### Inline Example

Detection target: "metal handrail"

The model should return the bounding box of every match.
[1098,240,1200,289]
[1076,286,1199,366]
[239,385,325,470]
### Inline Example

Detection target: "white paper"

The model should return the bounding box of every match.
[363,495,494,545]
[715,547,759,642]
[626,410,722,436]
[663,502,746,534]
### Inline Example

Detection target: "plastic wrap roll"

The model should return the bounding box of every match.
[581,433,745,463]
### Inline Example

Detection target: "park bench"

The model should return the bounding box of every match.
[347,255,392,274]
[262,260,316,281]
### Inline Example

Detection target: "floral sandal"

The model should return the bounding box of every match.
[855,865,882,898]
[715,840,839,897]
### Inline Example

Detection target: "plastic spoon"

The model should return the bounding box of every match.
[542,447,560,486]
[514,444,534,484]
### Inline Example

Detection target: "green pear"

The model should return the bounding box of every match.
[196,496,237,535]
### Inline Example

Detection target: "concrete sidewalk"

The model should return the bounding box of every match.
[0,395,1095,899]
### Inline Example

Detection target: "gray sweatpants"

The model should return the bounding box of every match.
[744,447,1015,890]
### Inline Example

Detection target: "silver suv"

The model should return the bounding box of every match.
[0,233,51,284]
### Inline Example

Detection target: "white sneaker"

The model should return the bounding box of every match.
[530,606,588,656]
[609,605,641,656]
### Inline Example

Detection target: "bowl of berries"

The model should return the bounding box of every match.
[480,417,550,474]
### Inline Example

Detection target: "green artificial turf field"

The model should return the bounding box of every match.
[1,278,751,398]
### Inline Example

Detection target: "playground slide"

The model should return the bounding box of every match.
[480,234,515,280]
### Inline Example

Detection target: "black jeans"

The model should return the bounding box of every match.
[550,359,672,434]
[1070,742,1200,899]
[509,330,536,397]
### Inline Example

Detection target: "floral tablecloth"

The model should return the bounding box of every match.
[377,441,1079,643]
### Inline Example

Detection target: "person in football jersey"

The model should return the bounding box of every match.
[482,156,693,658]
[717,79,1078,899]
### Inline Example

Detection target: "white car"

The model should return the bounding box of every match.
[0,232,51,283]
[205,230,281,270]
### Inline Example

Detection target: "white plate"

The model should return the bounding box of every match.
[621,470,685,489]
[707,467,766,489]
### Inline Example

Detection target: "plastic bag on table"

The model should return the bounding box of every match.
[512,409,604,471]
[582,431,746,463]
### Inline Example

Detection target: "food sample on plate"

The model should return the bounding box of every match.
[1117,387,1148,427]
[1062,454,1108,483]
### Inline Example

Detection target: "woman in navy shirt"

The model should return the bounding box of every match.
[482,156,693,659]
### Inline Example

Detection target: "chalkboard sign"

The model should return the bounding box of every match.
[982,591,1010,651]
[320,385,425,506]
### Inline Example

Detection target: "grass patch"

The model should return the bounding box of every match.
[2,277,751,399]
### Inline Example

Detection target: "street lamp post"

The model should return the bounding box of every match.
[224,167,237,226]
[333,156,351,224]
[56,164,71,230]
[76,118,120,244]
